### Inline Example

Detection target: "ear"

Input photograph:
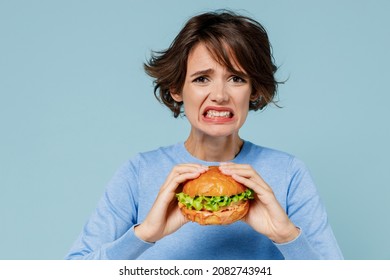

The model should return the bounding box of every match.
[170,87,183,102]
[250,91,260,102]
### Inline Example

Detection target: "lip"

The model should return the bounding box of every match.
[202,106,235,124]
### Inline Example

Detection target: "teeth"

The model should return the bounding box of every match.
[206,110,231,118]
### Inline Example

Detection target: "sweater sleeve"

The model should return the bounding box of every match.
[65,157,153,260]
[276,157,343,260]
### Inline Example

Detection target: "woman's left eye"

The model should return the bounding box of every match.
[230,76,246,83]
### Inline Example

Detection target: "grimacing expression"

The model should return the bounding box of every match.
[171,43,253,138]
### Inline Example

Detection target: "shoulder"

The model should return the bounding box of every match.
[108,143,181,190]
[117,142,183,177]
[242,141,295,164]
[241,141,308,176]
[242,141,317,204]
[135,142,182,164]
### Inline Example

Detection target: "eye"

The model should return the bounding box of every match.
[230,75,247,83]
[192,76,209,83]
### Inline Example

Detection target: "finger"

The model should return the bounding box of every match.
[161,164,208,191]
[173,163,209,174]
[230,173,277,207]
[165,164,208,182]
[219,164,274,199]
[219,163,256,176]
[160,165,209,197]
[219,164,269,189]
[170,171,206,187]
[230,173,266,193]
[219,164,255,178]
[151,173,199,215]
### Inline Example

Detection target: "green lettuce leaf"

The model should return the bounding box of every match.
[176,189,254,212]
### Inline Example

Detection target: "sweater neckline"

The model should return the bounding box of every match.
[176,140,252,165]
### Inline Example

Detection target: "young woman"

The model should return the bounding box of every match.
[66,10,343,260]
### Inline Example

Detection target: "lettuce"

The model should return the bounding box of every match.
[176,189,254,212]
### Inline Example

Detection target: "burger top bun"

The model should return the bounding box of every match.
[183,166,246,197]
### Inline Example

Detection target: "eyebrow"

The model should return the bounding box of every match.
[189,68,249,78]
[189,68,214,77]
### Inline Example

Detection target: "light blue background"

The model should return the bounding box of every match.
[1,0,389,259]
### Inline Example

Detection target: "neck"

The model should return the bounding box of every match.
[184,131,243,162]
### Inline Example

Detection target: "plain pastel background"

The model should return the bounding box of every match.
[1,0,389,260]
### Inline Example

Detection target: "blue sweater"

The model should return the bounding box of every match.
[65,141,343,259]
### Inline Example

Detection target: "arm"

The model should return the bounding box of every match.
[275,157,343,259]
[65,160,208,259]
[219,160,343,260]
[65,158,155,259]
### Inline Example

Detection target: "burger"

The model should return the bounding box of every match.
[176,166,254,225]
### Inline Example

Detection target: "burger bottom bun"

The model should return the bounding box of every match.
[178,200,250,225]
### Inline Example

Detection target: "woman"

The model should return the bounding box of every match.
[65,10,343,260]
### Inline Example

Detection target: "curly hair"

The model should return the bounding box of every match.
[144,10,279,118]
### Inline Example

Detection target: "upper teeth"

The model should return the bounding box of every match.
[206,110,231,117]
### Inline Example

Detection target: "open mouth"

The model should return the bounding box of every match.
[203,109,234,119]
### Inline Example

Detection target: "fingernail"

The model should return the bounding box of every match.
[219,166,231,174]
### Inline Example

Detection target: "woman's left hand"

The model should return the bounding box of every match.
[219,162,300,243]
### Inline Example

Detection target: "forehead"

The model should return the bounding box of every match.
[187,42,246,74]
[187,43,215,68]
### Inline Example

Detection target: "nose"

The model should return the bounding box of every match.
[209,81,229,103]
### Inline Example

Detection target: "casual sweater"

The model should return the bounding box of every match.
[65,141,343,260]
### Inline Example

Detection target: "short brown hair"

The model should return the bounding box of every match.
[144,10,279,118]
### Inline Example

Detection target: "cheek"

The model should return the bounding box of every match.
[236,94,251,114]
[182,87,206,111]
[182,95,200,118]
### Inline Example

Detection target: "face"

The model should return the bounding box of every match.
[171,43,252,138]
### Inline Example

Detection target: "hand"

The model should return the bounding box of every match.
[219,163,299,243]
[134,164,208,242]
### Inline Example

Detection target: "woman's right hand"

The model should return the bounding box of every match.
[134,164,208,243]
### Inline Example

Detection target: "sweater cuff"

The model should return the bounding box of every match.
[273,228,320,260]
[105,224,154,259]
